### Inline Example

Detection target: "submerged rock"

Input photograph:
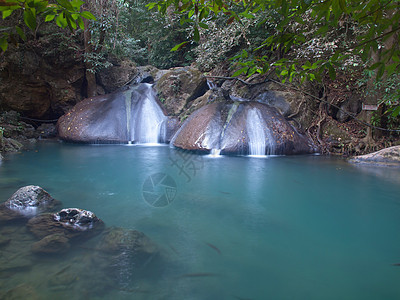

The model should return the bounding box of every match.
[31,233,70,254]
[349,146,400,167]
[0,186,61,222]
[27,208,104,239]
[172,101,316,155]
[0,284,39,300]
[98,227,158,256]
[92,227,159,286]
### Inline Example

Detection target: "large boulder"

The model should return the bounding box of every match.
[172,101,316,155]
[0,185,61,221]
[154,67,209,116]
[349,146,400,167]
[57,83,175,143]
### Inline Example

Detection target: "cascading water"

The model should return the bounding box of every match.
[246,108,276,156]
[130,84,167,144]
[57,83,169,144]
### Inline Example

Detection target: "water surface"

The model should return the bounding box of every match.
[1,141,400,299]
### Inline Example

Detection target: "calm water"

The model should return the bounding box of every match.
[1,141,400,300]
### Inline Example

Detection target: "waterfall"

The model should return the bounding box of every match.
[246,108,276,156]
[129,84,167,144]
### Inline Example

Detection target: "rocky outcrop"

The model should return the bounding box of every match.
[349,146,400,167]
[172,101,316,155]
[57,83,175,143]
[154,67,208,116]
[0,185,61,222]
[97,59,137,93]
[0,43,85,119]
[219,78,320,131]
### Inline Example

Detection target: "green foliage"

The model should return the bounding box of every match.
[0,0,95,52]
[147,0,400,80]
[87,0,194,69]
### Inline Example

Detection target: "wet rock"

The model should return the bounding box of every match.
[349,146,400,167]
[57,83,168,143]
[154,66,208,116]
[98,227,158,256]
[1,138,23,153]
[27,208,104,239]
[27,214,65,238]
[93,227,159,285]
[172,101,316,155]
[3,185,61,218]
[31,234,70,254]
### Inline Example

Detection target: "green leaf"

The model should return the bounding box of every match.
[233,67,248,77]
[2,9,12,19]
[376,63,385,80]
[338,0,347,13]
[80,11,96,20]
[368,62,383,70]
[327,63,336,80]
[198,22,208,29]
[56,14,67,28]
[45,14,55,22]
[23,9,37,31]
[15,25,26,41]
[56,0,73,11]
[170,41,189,51]
[240,12,254,19]
[0,36,8,52]
[146,3,157,10]
[77,16,84,29]
[391,106,400,118]
[193,26,200,42]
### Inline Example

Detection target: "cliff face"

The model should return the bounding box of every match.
[0,40,86,120]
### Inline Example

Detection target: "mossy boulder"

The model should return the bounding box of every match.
[154,66,208,116]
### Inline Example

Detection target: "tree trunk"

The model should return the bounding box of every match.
[83,17,97,97]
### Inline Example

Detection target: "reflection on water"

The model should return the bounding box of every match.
[0,141,400,299]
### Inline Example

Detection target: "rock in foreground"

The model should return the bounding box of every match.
[0,185,61,222]
[27,208,104,239]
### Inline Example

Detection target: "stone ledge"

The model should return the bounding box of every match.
[349,145,400,167]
